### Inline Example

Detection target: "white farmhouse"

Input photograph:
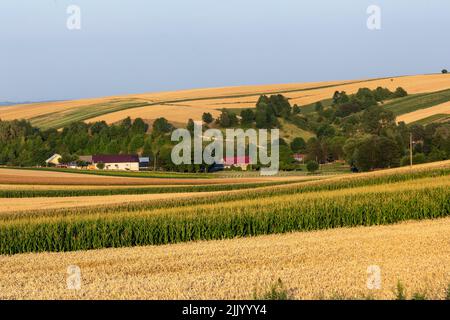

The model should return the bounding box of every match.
[45,153,62,166]
[92,155,140,171]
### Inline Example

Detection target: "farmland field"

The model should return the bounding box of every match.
[386,88,450,117]
[0,167,305,185]
[3,1,450,305]
[396,101,450,124]
[0,161,449,299]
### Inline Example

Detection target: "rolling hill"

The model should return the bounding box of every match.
[1,74,450,130]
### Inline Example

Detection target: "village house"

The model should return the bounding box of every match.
[92,155,140,171]
[45,153,62,166]
[78,155,93,163]
[222,156,251,171]
[293,153,306,163]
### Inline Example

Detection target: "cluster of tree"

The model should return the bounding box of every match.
[332,87,407,118]
[209,94,293,129]
[285,86,450,171]
[0,117,154,168]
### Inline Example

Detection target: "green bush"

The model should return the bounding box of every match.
[400,153,427,167]
[306,160,319,173]
[395,281,407,300]
[446,284,450,300]
[254,279,292,300]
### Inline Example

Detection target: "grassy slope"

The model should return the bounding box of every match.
[278,119,315,142]
[29,101,150,129]
[301,98,334,114]
[384,88,450,116]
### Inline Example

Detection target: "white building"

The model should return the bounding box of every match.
[222,156,251,171]
[45,153,62,166]
[92,155,140,171]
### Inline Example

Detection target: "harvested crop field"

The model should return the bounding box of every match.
[396,101,450,123]
[0,168,308,186]
[2,74,450,128]
[0,192,210,213]
[87,104,222,127]
[1,217,449,300]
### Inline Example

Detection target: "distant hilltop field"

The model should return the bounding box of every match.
[1,73,450,130]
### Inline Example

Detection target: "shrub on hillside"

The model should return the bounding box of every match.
[306,160,319,173]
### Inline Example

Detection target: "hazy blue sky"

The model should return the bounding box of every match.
[1,0,449,101]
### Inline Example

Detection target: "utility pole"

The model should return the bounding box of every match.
[409,133,413,168]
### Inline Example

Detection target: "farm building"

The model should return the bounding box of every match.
[45,154,62,166]
[92,155,140,171]
[222,156,252,170]
[78,155,93,163]
[293,153,306,163]
[139,157,150,169]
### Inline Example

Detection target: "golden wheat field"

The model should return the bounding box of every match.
[2,74,450,126]
[0,217,449,300]
[397,101,450,123]
[87,103,223,125]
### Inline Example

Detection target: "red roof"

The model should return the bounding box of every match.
[92,155,139,163]
[223,156,251,165]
